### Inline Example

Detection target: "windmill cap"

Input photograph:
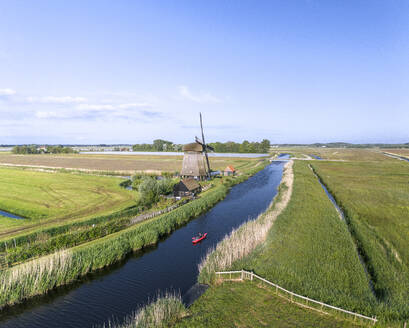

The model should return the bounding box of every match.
[183,142,204,152]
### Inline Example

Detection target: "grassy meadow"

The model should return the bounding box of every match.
[312,160,409,320]
[274,147,393,162]
[175,281,364,328]
[0,167,135,236]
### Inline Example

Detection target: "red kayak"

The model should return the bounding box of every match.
[192,233,207,244]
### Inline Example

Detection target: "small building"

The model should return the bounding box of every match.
[173,178,202,197]
[223,165,236,176]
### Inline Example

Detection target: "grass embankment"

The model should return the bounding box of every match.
[175,281,364,328]
[0,167,135,234]
[199,160,294,283]
[0,161,268,308]
[188,160,378,327]
[312,161,409,321]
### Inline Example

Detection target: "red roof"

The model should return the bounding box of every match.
[224,165,236,172]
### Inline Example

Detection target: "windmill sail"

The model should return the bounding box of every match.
[200,113,212,177]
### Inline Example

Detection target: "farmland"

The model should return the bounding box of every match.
[312,160,409,320]
[192,150,408,326]
[199,161,376,313]
[0,167,135,236]
[274,147,392,161]
[0,153,260,173]
[1,148,407,326]
[0,157,267,309]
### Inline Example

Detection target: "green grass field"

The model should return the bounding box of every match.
[229,161,376,314]
[0,167,135,236]
[312,160,409,320]
[175,281,363,328]
[274,147,393,162]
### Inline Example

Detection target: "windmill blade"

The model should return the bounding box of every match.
[200,113,206,146]
[195,136,204,145]
[199,112,212,177]
[205,144,215,151]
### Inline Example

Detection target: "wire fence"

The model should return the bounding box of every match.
[215,270,377,326]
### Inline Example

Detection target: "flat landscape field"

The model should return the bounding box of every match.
[312,160,409,320]
[0,167,135,236]
[0,153,260,173]
[276,147,393,161]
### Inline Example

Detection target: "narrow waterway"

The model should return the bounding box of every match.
[0,209,25,219]
[382,152,409,162]
[309,164,376,296]
[0,156,289,328]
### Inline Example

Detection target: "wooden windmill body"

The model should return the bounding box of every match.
[180,113,214,180]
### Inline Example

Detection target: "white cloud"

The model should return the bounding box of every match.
[0,88,16,96]
[77,103,152,111]
[27,96,87,103]
[77,104,115,111]
[118,102,152,109]
[35,111,61,119]
[178,85,221,103]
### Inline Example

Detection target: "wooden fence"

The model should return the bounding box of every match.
[215,270,377,326]
[129,198,191,225]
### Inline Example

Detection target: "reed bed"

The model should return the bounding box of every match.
[199,160,293,284]
[101,292,186,328]
[0,249,73,307]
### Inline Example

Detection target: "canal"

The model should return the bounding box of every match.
[0,156,289,328]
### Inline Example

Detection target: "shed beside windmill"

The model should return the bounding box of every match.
[223,165,236,176]
[173,178,202,197]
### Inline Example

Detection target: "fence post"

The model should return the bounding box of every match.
[250,272,253,281]
[241,269,244,280]
[403,321,406,328]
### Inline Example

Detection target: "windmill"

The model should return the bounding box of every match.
[180,113,214,180]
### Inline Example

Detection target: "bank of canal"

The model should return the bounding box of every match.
[0,157,289,328]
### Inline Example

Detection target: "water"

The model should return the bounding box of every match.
[310,154,322,160]
[0,157,289,328]
[382,152,409,162]
[0,210,25,219]
[80,151,268,158]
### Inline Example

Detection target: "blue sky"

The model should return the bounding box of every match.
[0,0,408,144]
